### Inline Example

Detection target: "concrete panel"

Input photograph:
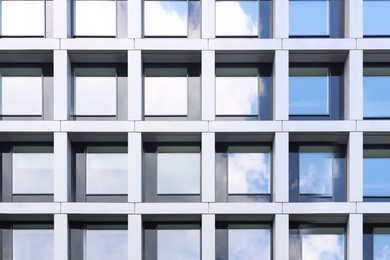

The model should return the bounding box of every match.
[209,203,282,214]
[0,121,60,132]
[128,0,142,38]
[61,39,134,50]
[135,39,208,50]
[283,39,356,50]
[53,0,69,38]
[273,215,289,260]
[274,50,289,120]
[128,215,142,260]
[348,132,363,202]
[274,0,288,38]
[283,203,356,214]
[357,203,390,213]
[201,0,215,39]
[357,39,390,50]
[54,50,70,120]
[135,203,208,214]
[283,120,356,132]
[202,215,215,260]
[202,51,215,120]
[357,120,390,131]
[347,214,363,260]
[61,121,134,132]
[274,133,289,202]
[61,203,134,214]
[128,50,143,120]
[209,121,282,132]
[54,133,70,202]
[209,39,282,50]
[0,203,60,214]
[54,214,68,260]
[202,133,215,202]
[345,0,363,38]
[128,133,142,202]
[135,121,208,132]
[345,50,363,120]
[0,39,60,50]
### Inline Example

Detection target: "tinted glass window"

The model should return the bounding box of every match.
[301,229,344,260]
[157,229,200,260]
[13,227,54,260]
[364,149,390,197]
[363,68,390,118]
[363,0,390,36]
[373,228,390,260]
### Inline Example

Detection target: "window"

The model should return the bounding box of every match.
[215,0,272,38]
[144,222,201,260]
[72,66,127,120]
[216,143,272,202]
[289,145,346,202]
[363,225,390,260]
[363,66,390,118]
[72,145,128,202]
[1,145,54,202]
[144,143,201,202]
[289,0,343,38]
[144,65,201,120]
[73,0,127,37]
[215,65,272,120]
[0,223,53,260]
[1,0,45,37]
[144,0,200,38]
[216,223,271,260]
[363,148,390,201]
[363,0,390,37]
[289,65,343,120]
[70,223,128,260]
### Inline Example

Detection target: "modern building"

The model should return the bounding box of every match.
[0,0,390,259]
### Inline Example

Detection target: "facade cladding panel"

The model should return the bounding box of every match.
[0,0,389,259]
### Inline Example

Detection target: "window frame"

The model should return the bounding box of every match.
[71,143,128,202]
[289,0,343,38]
[289,63,344,120]
[215,63,272,121]
[289,143,346,202]
[143,142,201,202]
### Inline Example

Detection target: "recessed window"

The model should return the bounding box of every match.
[363,67,390,118]
[1,0,45,37]
[289,65,343,120]
[373,228,390,259]
[144,0,200,38]
[215,0,271,38]
[363,0,390,37]
[290,145,346,202]
[289,0,342,38]
[74,0,117,37]
[215,66,272,120]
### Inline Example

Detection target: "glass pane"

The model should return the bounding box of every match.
[289,0,329,36]
[364,158,390,196]
[86,153,127,194]
[188,0,201,38]
[13,229,54,260]
[157,229,200,260]
[86,229,127,260]
[215,1,258,36]
[74,0,116,36]
[374,233,390,260]
[228,228,271,260]
[1,76,42,116]
[363,76,390,118]
[301,233,344,260]
[74,76,117,116]
[13,153,54,194]
[157,153,200,194]
[289,76,329,115]
[216,77,258,116]
[228,152,271,194]
[144,77,188,116]
[363,0,390,36]
[299,152,333,196]
[1,0,45,36]
[144,1,188,36]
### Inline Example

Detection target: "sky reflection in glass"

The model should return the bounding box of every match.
[364,0,390,36]
[216,1,258,36]
[302,232,344,260]
[86,229,128,260]
[364,157,390,197]
[363,76,390,118]
[228,228,270,260]
[289,0,329,36]
[158,229,200,260]
[374,230,390,260]
[13,229,54,260]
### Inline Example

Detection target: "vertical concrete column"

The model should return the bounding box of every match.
[202,133,215,202]
[128,215,142,260]
[54,214,68,260]
[273,132,289,202]
[54,50,70,120]
[345,50,363,120]
[128,133,142,202]
[54,132,70,202]
[202,50,215,121]
[273,214,289,260]
[274,50,289,121]
[128,50,143,120]
[53,0,70,38]
[128,0,142,38]
[273,0,289,38]
[202,214,215,260]
[347,214,363,260]
[345,0,363,38]
[202,0,215,38]
[348,132,363,202]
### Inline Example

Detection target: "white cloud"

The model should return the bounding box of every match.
[302,234,344,260]
[228,229,270,260]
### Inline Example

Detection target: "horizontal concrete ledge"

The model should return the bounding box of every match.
[61,203,134,214]
[283,39,356,50]
[61,121,134,132]
[135,121,208,132]
[0,203,60,214]
[61,38,134,50]
[135,39,208,50]
[0,121,60,132]
[0,38,60,50]
[135,203,208,214]
[357,203,390,214]
[209,121,281,132]
[209,39,282,50]
[357,120,390,132]
[283,120,356,132]
[357,39,390,50]
[283,202,356,214]
[209,203,282,214]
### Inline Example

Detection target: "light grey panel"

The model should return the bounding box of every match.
[43,77,54,120]
[117,77,128,121]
